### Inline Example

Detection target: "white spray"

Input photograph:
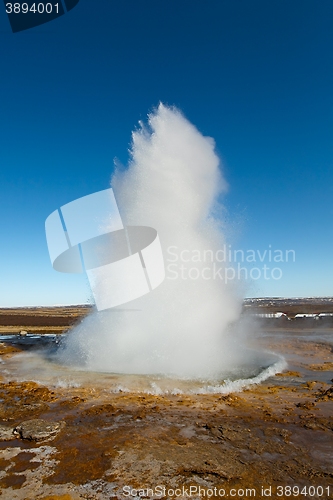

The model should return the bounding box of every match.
[59,104,265,379]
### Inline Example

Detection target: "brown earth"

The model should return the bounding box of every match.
[0,306,91,333]
[1,297,333,333]
[243,297,333,317]
[0,307,332,499]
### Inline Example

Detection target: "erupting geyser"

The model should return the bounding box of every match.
[57,104,281,381]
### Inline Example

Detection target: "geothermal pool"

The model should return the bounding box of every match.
[0,333,286,395]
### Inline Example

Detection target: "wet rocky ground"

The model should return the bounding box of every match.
[0,327,332,499]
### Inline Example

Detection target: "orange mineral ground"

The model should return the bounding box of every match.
[0,302,332,499]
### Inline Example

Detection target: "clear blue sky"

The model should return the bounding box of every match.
[0,0,332,306]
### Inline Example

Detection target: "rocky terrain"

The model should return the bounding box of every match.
[0,304,332,499]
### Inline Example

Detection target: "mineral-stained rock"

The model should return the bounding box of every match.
[0,424,16,441]
[14,418,65,441]
[315,385,333,401]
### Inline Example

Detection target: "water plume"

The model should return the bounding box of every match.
[58,104,276,381]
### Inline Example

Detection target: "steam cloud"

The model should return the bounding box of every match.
[59,104,257,379]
